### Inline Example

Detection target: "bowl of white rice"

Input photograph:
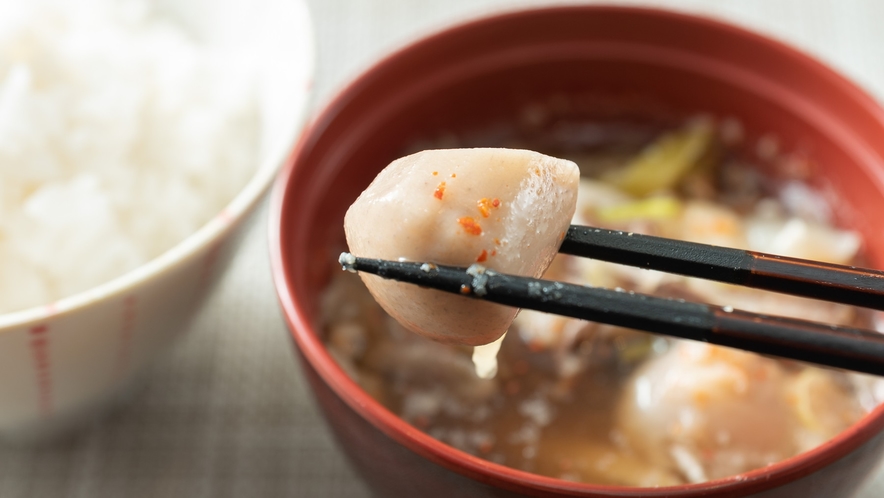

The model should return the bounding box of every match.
[0,0,312,442]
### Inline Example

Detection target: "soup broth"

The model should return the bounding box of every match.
[319,116,883,486]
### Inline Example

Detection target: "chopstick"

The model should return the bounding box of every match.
[560,225,884,311]
[339,249,884,376]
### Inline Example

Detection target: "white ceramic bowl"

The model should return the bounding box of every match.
[0,0,313,443]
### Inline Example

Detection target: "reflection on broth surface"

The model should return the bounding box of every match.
[320,116,884,486]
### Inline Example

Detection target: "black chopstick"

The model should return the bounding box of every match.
[560,225,884,311]
[340,253,884,376]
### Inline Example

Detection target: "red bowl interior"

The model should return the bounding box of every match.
[271,5,884,497]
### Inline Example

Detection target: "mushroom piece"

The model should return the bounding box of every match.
[344,148,579,346]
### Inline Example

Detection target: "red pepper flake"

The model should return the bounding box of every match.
[490,249,497,256]
[476,249,488,262]
[477,199,491,217]
[433,181,446,200]
[457,216,482,235]
[459,284,471,295]
[477,197,501,218]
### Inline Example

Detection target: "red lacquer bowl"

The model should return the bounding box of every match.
[270,6,884,497]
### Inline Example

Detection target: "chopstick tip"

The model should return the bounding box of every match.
[339,252,358,273]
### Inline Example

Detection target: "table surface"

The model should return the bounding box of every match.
[2,1,884,497]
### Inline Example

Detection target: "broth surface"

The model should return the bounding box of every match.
[320,116,883,486]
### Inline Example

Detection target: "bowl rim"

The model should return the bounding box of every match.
[270,4,884,496]
[0,0,315,331]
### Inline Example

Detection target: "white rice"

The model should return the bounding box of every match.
[0,0,259,314]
